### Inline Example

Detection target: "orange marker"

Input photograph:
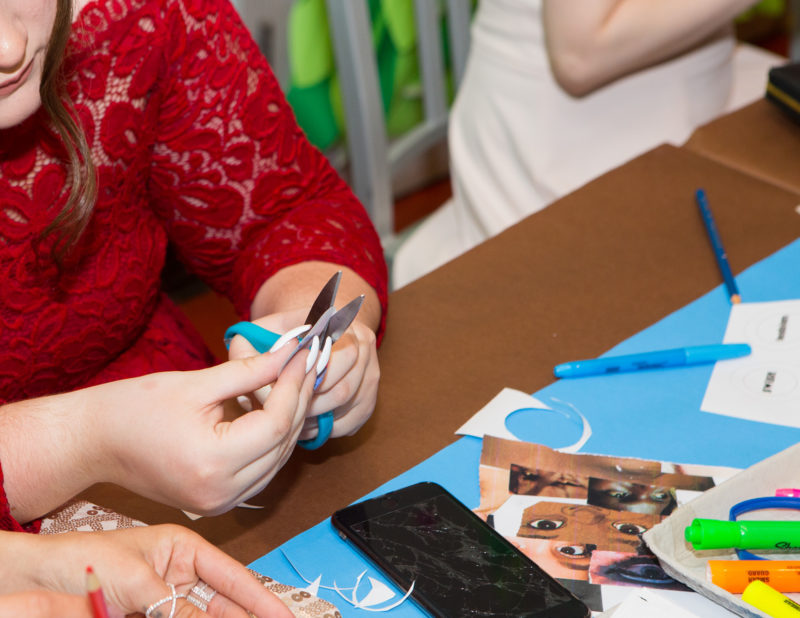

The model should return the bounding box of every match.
[709,560,800,593]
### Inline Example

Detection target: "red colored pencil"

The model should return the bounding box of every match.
[86,566,110,618]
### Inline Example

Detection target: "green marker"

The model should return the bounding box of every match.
[685,518,800,550]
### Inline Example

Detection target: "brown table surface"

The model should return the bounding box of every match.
[685,98,800,195]
[81,143,800,565]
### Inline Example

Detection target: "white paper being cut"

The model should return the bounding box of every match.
[701,299,800,427]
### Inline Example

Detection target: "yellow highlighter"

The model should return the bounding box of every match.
[742,580,800,618]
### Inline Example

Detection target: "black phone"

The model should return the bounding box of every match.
[331,481,591,617]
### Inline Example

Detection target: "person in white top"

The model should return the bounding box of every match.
[392,0,784,289]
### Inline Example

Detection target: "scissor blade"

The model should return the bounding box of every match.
[305,271,342,326]
[325,295,365,343]
[281,306,336,371]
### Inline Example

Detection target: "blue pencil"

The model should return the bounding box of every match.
[695,188,741,304]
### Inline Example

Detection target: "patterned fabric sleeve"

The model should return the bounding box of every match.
[0,461,41,533]
[147,0,388,333]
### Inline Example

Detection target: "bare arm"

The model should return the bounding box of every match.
[0,343,316,523]
[0,391,99,525]
[249,260,382,332]
[542,0,757,96]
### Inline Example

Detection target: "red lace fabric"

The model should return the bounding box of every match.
[0,0,387,530]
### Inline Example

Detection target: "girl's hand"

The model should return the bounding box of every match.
[93,342,318,515]
[228,312,379,443]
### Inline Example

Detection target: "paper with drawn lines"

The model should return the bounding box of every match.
[701,299,800,427]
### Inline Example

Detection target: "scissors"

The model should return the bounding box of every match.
[223,271,364,450]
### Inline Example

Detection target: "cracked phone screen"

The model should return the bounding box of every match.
[348,492,581,616]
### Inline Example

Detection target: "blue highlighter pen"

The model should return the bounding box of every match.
[554,343,751,378]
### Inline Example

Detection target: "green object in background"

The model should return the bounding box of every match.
[286,81,340,151]
[380,0,416,52]
[386,50,423,137]
[286,0,447,152]
[287,0,333,88]
[736,0,785,22]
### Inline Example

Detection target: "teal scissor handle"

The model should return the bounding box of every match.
[224,321,280,353]
[297,410,334,450]
[223,321,333,450]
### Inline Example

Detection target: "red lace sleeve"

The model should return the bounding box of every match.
[147,0,388,333]
[0,461,41,533]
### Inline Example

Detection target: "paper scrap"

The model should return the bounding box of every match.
[599,587,709,617]
[701,299,800,427]
[182,501,263,520]
[456,387,591,452]
[280,549,414,612]
[456,388,551,441]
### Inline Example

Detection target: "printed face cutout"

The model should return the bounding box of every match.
[517,501,659,553]
[586,479,677,516]
[509,463,587,498]
[588,551,689,590]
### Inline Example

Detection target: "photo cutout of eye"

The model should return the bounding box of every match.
[510,536,597,581]
[509,463,587,498]
[476,436,663,521]
[517,501,660,555]
[588,551,690,591]
[586,478,678,516]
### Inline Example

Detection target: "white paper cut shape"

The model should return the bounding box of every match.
[302,575,321,596]
[280,550,415,613]
[455,387,591,453]
[182,501,262,521]
[333,570,415,612]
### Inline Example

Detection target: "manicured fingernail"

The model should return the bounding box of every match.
[316,336,333,376]
[253,383,272,404]
[269,324,311,352]
[236,395,253,412]
[305,336,320,373]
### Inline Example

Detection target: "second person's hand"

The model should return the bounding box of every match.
[4,525,293,617]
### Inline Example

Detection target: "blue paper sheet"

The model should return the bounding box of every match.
[250,239,800,616]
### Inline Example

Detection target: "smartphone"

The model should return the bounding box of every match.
[331,481,591,617]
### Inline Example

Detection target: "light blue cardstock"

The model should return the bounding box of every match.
[250,239,800,616]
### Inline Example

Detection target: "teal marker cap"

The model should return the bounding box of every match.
[684,343,751,364]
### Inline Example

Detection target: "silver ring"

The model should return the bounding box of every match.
[186,594,207,612]
[190,581,217,604]
[145,583,186,618]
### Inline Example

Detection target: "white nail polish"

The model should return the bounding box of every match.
[236,395,253,412]
[269,324,311,352]
[316,336,332,376]
[253,383,272,405]
[305,336,320,373]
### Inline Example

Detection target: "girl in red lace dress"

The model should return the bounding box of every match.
[0,0,387,543]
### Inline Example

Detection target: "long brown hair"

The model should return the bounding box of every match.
[39,0,97,261]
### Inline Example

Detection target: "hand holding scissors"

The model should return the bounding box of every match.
[225,271,375,449]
